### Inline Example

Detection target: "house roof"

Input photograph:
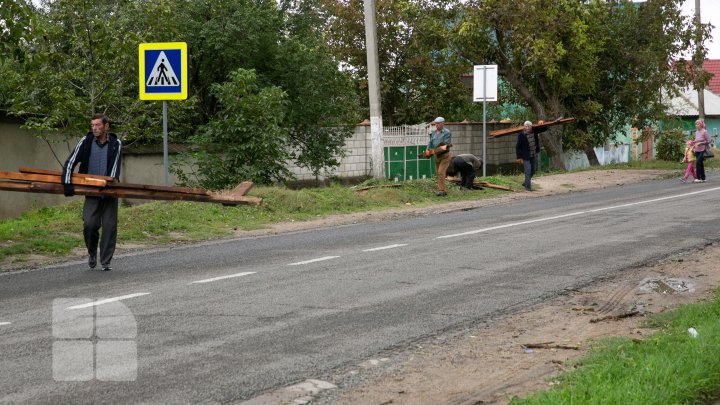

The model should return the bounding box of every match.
[667,87,720,117]
[703,59,720,95]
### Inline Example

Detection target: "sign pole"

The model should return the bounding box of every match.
[163,101,169,186]
[482,67,487,178]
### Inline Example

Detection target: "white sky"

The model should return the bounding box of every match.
[680,0,720,59]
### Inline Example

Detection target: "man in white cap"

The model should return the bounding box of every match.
[515,120,547,191]
[426,117,452,196]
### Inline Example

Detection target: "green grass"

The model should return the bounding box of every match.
[0,177,519,262]
[509,290,720,405]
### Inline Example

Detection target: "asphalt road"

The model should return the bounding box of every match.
[2,176,720,404]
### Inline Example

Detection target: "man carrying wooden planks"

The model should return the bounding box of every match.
[61,114,122,271]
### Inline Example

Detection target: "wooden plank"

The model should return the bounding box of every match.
[19,167,211,195]
[230,181,254,197]
[478,181,513,191]
[104,181,212,196]
[0,171,106,187]
[489,117,575,138]
[0,181,262,206]
[19,167,115,182]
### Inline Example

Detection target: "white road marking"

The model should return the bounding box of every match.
[362,244,408,252]
[190,272,256,284]
[288,256,340,266]
[438,186,720,239]
[67,293,151,310]
[0,322,11,326]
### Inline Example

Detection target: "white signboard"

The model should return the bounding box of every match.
[473,65,498,102]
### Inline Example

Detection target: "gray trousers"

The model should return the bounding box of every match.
[82,196,118,267]
[523,157,538,188]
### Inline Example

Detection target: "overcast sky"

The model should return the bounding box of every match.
[680,0,720,59]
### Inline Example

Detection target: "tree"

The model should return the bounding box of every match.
[0,0,188,151]
[451,0,703,170]
[2,0,361,182]
[172,69,292,189]
[173,0,360,178]
[322,0,472,125]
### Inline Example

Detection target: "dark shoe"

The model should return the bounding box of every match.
[88,255,97,269]
[436,191,447,196]
[101,266,112,272]
[525,186,532,192]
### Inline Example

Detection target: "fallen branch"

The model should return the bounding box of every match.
[522,342,581,350]
[354,184,403,192]
[589,310,640,323]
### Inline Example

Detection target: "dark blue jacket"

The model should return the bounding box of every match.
[62,132,122,184]
[515,127,546,160]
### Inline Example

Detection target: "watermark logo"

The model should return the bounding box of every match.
[52,299,138,381]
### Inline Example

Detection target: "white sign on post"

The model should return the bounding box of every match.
[473,65,498,101]
[473,65,498,178]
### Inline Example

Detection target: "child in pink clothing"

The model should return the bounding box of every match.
[681,140,696,183]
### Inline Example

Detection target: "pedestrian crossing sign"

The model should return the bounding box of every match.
[139,42,187,100]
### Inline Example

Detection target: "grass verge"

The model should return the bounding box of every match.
[0,176,517,264]
[510,288,720,404]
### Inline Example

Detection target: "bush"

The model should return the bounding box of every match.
[655,128,685,162]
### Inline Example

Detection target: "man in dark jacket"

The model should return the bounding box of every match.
[62,114,122,271]
[515,120,546,191]
[446,154,482,189]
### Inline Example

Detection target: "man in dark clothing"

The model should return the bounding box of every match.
[62,114,122,271]
[446,154,482,189]
[515,120,547,191]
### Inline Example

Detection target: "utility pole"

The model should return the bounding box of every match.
[696,0,705,120]
[363,0,385,179]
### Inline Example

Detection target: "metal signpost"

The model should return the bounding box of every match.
[139,42,188,186]
[473,65,498,177]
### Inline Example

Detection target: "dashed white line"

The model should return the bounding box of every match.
[362,244,408,252]
[438,186,720,239]
[190,272,256,284]
[67,293,151,310]
[288,256,340,266]
[0,322,11,326]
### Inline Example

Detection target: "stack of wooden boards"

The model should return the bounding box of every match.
[0,168,261,206]
[488,117,575,138]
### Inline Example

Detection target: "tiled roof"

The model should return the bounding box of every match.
[703,59,720,95]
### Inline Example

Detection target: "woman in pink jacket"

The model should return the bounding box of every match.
[693,119,712,183]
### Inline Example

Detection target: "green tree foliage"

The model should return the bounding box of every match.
[172,69,291,189]
[451,0,706,169]
[322,0,472,125]
[1,0,360,184]
[0,0,187,152]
